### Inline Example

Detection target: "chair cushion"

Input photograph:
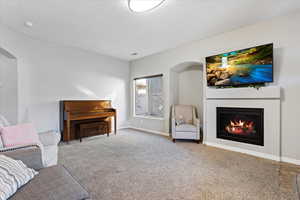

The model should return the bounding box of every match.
[174,105,193,124]
[175,124,197,132]
[9,165,89,200]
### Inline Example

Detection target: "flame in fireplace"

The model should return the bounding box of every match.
[226,120,255,135]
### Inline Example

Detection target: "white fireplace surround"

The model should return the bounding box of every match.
[204,86,281,161]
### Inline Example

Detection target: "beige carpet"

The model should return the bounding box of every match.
[58,129,300,200]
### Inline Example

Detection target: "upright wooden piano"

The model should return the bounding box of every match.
[60,100,117,142]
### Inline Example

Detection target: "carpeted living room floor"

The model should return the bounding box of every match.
[58,129,300,200]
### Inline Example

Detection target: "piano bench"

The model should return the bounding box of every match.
[79,121,109,142]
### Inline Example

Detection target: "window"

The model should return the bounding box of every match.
[134,74,164,118]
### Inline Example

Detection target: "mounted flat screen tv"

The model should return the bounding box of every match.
[206,43,273,87]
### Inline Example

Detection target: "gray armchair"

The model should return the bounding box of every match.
[171,104,201,143]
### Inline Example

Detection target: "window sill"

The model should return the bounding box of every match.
[133,115,164,121]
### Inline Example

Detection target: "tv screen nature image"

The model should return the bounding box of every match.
[206,44,273,86]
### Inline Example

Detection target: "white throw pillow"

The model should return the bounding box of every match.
[176,115,185,126]
[0,155,38,200]
[176,118,185,126]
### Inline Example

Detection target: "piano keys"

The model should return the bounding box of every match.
[59,100,117,142]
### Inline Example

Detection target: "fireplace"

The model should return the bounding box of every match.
[217,107,264,146]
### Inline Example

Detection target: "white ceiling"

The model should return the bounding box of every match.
[0,0,300,61]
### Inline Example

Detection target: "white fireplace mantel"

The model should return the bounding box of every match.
[206,86,280,99]
[204,85,281,161]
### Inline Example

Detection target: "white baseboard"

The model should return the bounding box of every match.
[117,126,131,130]
[281,157,300,166]
[127,126,169,137]
[204,141,281,162]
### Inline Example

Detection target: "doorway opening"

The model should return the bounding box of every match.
[0,47,18,124]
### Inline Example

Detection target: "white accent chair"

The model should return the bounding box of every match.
[171,105,201,143]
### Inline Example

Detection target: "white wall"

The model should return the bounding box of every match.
[169,70,179,106]
[0,53,18,124]
[178,69,203,122]
[130,12,300,161]
[0,24,130,132]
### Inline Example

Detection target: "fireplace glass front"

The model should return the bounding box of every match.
[217,107,264,146]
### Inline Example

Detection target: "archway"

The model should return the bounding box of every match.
[0,47,18,124]
[169,61,204,133]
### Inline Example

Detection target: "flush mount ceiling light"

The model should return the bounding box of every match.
[128,0,166,13]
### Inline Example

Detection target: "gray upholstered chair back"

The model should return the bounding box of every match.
[174,105,194,124]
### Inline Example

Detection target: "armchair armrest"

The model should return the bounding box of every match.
[0,145,44,170]
[192,107,201,141]
[171,105,176,138]
[193,118,200,127]
[171,118,176,133]
[192,107,200,127]
[39,131,61,147]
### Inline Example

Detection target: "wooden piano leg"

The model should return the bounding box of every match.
[79,125,83,142]
[107,125,109,137]
[114,113,117,135]
[66,118,71,144]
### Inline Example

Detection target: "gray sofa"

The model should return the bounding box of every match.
[1,145,89,200]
